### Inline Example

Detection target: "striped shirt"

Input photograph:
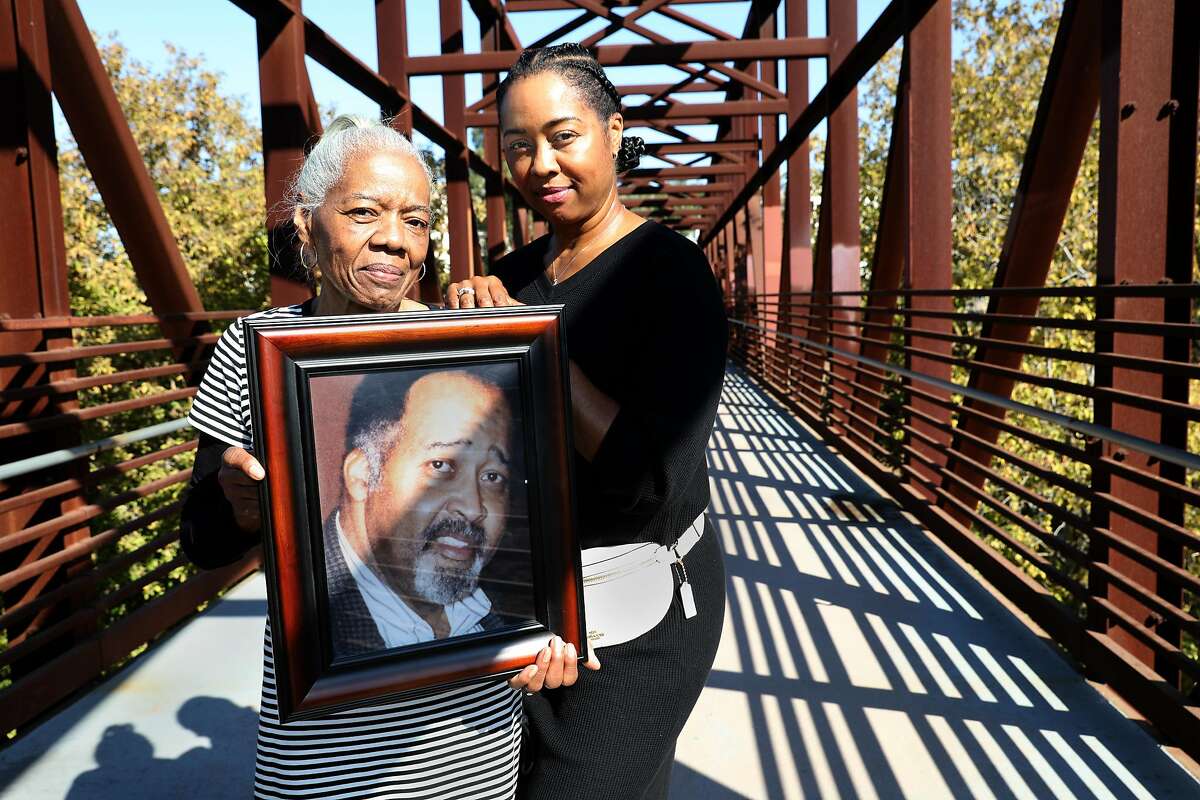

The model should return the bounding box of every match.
[188,305,522,800]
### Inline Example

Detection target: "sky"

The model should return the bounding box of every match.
[70,0,893,164]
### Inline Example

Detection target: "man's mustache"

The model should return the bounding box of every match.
[421,517,486,550]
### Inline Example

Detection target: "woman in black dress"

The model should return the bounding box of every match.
[448,44,728,800]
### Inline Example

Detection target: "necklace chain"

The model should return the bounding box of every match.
[549,206,625,286]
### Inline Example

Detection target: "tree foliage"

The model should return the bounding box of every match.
[61,37,269,316]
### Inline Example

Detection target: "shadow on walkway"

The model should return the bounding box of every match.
[65,698,258,800]
[670,367,1200,799]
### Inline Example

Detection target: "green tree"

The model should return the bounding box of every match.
[61,36,269,317]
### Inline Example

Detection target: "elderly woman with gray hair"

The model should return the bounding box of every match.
[181,115,573,800]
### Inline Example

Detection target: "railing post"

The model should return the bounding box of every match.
[900,0,954,496]
[1092,0,1197,681]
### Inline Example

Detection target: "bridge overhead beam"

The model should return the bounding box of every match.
[405,37,829,75]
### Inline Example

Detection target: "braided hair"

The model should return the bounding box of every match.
[497,43,645,173]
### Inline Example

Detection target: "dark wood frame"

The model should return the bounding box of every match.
[244,306,584,722]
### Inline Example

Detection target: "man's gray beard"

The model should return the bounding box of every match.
[412,549,485,605]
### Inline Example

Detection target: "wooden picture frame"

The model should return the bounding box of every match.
[244,306,584,722]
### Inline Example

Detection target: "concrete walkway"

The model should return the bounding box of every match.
[2,368,1198,798]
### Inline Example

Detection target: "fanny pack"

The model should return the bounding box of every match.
[580,513,705,649]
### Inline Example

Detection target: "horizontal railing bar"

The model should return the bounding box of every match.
[738,283,1200,299]
[751,298,1200,338]
[0,333,219,367]
[0,362,197,402]
[0,439,196,518]
[0,471,189,556]
[0,310,247,332]
[729,318,1200,473]
[0,387,197,441]
[0,418,192,482]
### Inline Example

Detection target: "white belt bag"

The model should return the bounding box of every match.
[580,513,705,649]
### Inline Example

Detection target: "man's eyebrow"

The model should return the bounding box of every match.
[401,204,434,216]
[427,439,470,450]
[488,444,510,466]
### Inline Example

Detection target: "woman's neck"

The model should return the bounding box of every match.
[551,190,626,255]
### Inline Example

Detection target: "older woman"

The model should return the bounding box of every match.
[449,45,728,800]
[181,114,574,800]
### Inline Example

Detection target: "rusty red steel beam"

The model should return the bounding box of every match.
[471,98,787,128]
[621,165,750,179]
[230,0,511,193]
[778,0,812,381]
[619,182,731,195]
[45,0,203,317]
[702,0,939,245]
[507,0,725,8]
[642,141,756,155]
[404,37,830,75]
[466,80,731,115]
[255,0,320,307]
[441,0,474,282]
[465,0,521,50]
[941,0,1101,509]
[479,6,509,268]
[897,0,953,494]
[1091,0,1198,681]
[564,0,783,99]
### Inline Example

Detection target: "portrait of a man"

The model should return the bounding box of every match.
[308,363,535,659]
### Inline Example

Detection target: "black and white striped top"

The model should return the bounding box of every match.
[188,305,522,800]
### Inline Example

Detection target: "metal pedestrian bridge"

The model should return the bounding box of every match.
[2,369,1196,799]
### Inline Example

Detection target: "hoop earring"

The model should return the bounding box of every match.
[298,243,311,271]
[417,263,426,282]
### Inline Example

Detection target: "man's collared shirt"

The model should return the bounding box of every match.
[335,513,492,647]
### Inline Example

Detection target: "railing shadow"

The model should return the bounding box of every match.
[672,367,1197,800]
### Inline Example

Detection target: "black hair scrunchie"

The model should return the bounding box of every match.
[616,135,645,173]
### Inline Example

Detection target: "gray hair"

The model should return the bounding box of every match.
[286,114,433,216]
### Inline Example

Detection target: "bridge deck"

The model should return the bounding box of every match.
[1,369,1197,799]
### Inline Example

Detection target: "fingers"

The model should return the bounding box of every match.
[447,276,521,309]
[507,664,539,690]
[560,642,579,687]
[221,447,264,481]
[584,641,602,670]
[516,637,588,695]
[541,637,567,689]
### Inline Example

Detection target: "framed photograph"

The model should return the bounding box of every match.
[244,306,584,722]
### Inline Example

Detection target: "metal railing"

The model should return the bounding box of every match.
[0,311,257,735]
[728,284,1200,758]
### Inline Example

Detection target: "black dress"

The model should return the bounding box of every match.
[493,221,728,799]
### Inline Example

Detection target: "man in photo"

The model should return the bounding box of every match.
[324,365,522,657]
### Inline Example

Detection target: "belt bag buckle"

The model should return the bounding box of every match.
[579,515,704,649]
